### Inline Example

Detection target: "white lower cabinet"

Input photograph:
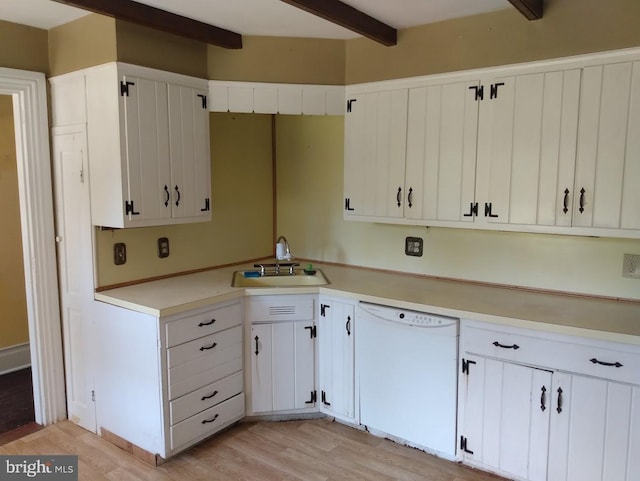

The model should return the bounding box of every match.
[246,295,316,415]
[318,296,356,423]
[459,319,640,481]
[93,298,244,459]
[548,373,640,481]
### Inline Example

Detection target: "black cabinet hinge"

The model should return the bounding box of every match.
[120,81,135,96]
[469,85,484,101]
[346,98,357,113]
[197,94,207,109]
[460,436,474,454]
[305,390,317,404]
[320,304,330,317]
[490,82,505,100]
[463,202,478,217]
[304,325,317,339]
[200,198,210,212]
[345,198,355,211]
[321,390,331,407]
[124,200,140,216]
[484,202,499,218]
[461,358,476,375]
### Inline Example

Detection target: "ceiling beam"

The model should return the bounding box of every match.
[507,0,543,20]
[52,0,242,49]
[280,0,397,46]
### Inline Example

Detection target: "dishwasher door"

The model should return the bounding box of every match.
[357,303,458,459]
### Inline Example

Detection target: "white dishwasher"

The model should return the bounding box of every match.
[357,302,458,459]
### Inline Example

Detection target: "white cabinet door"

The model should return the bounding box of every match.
[250,321,315,414]
[548,373,640,481]
[167,84,211,220]
[318,298,355,422]
[344,89,408,219]
[404,80,480,223]
[574,61,640,230]
[120,74,171,225]
[480,69,581,226]
[459,355,551,481]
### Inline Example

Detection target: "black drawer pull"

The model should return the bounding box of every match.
[201,390,219,401]
[540,386,547,412]
[556,387,563,414]
[590,358,623,368]
[199,342,217,351]
[198,318,216,327]
[493,341,520,350]
[201,414,219,424]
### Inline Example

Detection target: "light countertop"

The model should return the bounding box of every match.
[95,261,640,345]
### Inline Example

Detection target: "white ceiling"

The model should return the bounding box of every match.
[0,0,511,39]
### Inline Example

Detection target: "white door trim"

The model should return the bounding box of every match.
[0,67,66,425]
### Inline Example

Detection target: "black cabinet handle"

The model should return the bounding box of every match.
[590,358,623,368]
[493,341,519,350]
[396,187,402,207]
[579,188,586,213]
[199,342,217,351]
[175,185,181,207]
[164,185,170,207]
[540,386,547,412]
[556,387,563,413]
[254,336,259,355]
[198,318,216,327]
[201,390,218,401]
[346,316,351,336]
[407,188,413,208]
[562,188,570,214]
[463,202,478,217]
[201,414,219,424]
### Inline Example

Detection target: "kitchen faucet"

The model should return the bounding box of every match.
[275,235,294,274]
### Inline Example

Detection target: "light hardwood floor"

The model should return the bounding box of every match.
[0,418,507,480]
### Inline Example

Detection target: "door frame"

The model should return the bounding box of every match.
[0,67,66,425]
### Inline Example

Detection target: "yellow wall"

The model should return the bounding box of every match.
[207,36,345,84]
[95,113,273,286]
[0,20,48,72]
[346,0,640,83]
[0,96,29,348]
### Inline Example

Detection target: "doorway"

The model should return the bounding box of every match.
[0,67,66,427]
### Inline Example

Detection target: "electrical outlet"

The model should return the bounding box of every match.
[114,243,126,265]
[622,254,640,279]
[158,237,170,258]
[405,237,423,257]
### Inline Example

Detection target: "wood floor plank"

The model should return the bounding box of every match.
[0,418,509,481]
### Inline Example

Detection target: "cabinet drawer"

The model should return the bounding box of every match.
[170,393,245,451]
[166,301,242,348]
[247,295,315,322]
[169,356,242,400]
[170,371,243,425]
[167,325,242,369]
[463,323,640,386]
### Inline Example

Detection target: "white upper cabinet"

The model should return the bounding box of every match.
[52,63,211,228]
[479,69,581,227]
[343,48,640,238]
[573,61,640,230]
[343,89,408,219]
[405,80,480,223]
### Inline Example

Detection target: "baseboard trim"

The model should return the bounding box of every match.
[0,343,31,376]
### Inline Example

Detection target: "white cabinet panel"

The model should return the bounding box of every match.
[253,86,278,114]
[405,80,479,222]
[227,86,254,113]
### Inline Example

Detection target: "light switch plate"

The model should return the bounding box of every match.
[114,243,126,265]
[622,254,640,279]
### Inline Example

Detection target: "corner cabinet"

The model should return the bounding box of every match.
[50,62,211,228]
[458,319,640,481]
[92,298,244,460]
[246,295,317,415]
[344,48,640,238]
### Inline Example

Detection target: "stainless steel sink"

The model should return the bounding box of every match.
[232,269,329,287]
